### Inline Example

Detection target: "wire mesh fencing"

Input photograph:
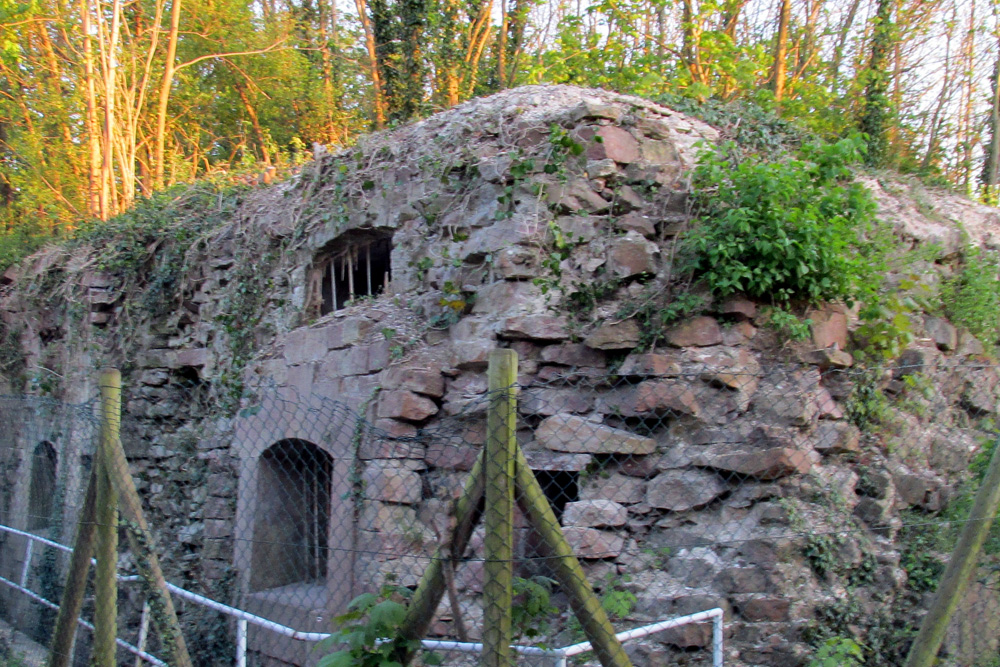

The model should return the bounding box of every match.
[1,352,1000,666]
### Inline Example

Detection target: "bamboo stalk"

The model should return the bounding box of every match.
[93,369,120,667]
[330,258,337,310]
[366,243,372,296]
[347,251,354,302]
[483,349,517,667]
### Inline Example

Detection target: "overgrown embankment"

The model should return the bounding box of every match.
[2,86,1000,667]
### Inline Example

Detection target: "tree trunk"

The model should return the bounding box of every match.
[504,0,529,87]
[398,0,424,120]
[370,0,397,121]
[859,0,894,166]
[921,3,956,174]
[234,82,272,164]
[681,0,707,90]
[463,0,493,98]
[498,0,508,89]
[97,0,123,219]
[154,0,182,190]
[959,0,977,191]
[319,0,338,144]
[771,0,791,102]
[354,0,387,128]
[81,0,102,219]
[794,0,823,80]
[982,52,1000,203]
[829,0,861,93]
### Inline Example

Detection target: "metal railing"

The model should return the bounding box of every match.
[0,524,166,666]
[0,523,725,666]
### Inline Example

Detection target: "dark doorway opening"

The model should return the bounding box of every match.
[250,439,333,591]
[27,441,57,531]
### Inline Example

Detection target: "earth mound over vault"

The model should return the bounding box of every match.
[2,85,1000,667]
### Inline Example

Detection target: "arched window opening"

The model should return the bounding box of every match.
[307,230,393,317]
[27,441,57,531]
[250,439,332,592]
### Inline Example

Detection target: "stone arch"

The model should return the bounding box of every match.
[249,439,333,592]
[27,441,57,531]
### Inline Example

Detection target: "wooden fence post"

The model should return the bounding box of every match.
[93,368,121,666]
[905,436,1000,667]
[514,446,634,667]
[483,349,517,667]
[395,448,485,661]
[97,386,194,667]
[48,465,98,667]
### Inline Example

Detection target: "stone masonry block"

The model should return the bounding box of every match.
[536,414,655,455]
[563,500,627,528]
[363,462,423,504]
[562,526,625,559]
[377,390,439,422]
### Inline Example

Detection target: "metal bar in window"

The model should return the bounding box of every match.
[366,243,372,296]
[330,260,337,311]
[312,475,320,579]
[347,251,354,301]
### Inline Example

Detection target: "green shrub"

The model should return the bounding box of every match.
[845,367,890,431]
[941,246,1000,344]
[657,94,811,154]
[809,636,864,667]
[0,224,47,275]
[684,136,880,306]
[511,576,559,641]
[318,582,419,667]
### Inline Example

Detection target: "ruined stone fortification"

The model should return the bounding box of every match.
[3,85,1000,666]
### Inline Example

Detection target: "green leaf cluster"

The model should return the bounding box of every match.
[511,575,558,641]
[684,136,879,306]
[808,636,864,667]
[318,583,422,667]
[941,246,1000,345]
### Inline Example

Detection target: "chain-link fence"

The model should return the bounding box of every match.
[2,353,1000,667]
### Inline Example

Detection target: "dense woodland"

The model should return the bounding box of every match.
[0,0,998,260]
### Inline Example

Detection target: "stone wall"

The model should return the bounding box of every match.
[1,85,1000,666]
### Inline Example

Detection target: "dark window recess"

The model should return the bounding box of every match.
[535,470,579,522]
[27,441,57,531]
[312,233,392,316]
[250,439,332,591]
[520,470,579,580]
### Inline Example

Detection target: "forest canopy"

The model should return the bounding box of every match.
[1,0,998,260]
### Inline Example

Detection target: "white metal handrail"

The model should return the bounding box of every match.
[0,525,166,666]
[0,523,724,666]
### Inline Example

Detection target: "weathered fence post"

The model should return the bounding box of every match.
[905,436,1000,667]
[514,446,634,667]
[93,368,121,666]
[96,375,194,667]
[483,349,518,667]
[48,466,98,667]
[395,449,485,661]
[395,348,632,667]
